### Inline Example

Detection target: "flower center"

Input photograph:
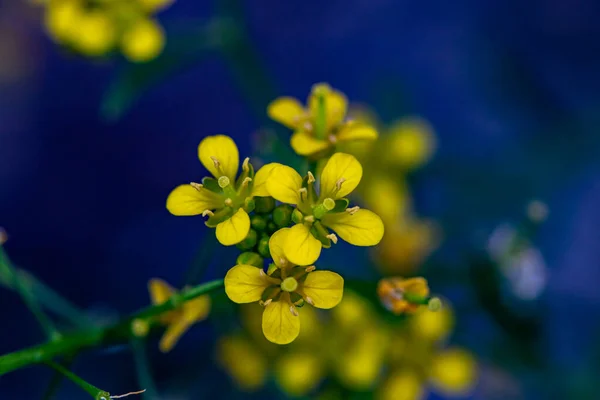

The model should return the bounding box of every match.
[280,277,298,292]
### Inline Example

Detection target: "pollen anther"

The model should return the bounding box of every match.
[326,233,338,244]
[202,210,214,217]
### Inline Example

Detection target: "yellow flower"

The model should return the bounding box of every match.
[378,370,425,400]
[121,18,165,63]
[148,278,211,353]
[383,118,435,170]
[217,335,268,391]
[137,0,175,12]
[166,135,276,246]
[410,304,454,342]
[377,277,430,315]
[266,152,384,265]
[429,348,477,396]
[224,228,344,344]
[267,84,378,158]
[275,351,324,397]
[71,10,117,57]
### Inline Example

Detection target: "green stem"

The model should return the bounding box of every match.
[43,354,77,400]
[45,360,110,400]
[0,279,224,376]
[0,247,60,340]
[130,338,159,400]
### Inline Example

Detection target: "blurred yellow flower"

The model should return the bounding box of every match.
[217,336,268,391]
[275,351,324,396]
[430,348,477,396]
[148,278,211,353]
[137,0,175,12]
[410,304,454,342]
[266,152,384,265]
[268,83,377,158]
[166,135,275,246]
[224,228,344,344]
[377,277,430,315]
[121,18,165,63]
[383,118,436,170]
[378,370,424,400]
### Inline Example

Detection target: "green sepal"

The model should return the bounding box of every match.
[290,292,305,307]
[330,198,350,213]
[202,177,222,194]
[310,221,331,248]
[204,207,234,227]
[267,263,281,278]
[236,251,264,268]
[243,197,255,213]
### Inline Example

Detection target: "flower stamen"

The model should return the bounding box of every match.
[224,198,233,207]
[304,215,315,223]
[304,296,315,306]
[190,182,203,191]
[326,233,338,244]
[305,266,316,273]
[346,206,360,215]
[307,171,316,184]
[289,305,299,316]
[202,210,214,218]
[242,157,250,172]
[335,177,346,191]
[240,177,253,187]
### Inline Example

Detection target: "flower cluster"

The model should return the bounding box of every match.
[41,0,170,62]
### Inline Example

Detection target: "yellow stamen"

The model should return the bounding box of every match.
[303,121,313,131]
[305,296,314,306]
[224,198,233,206]
[346,206,360,215]
[298,187,308,201]
[190,182,203,191]
[335,178,346,191]
[242,157,250,172]
[260,299,272,307]
[279,257,288,268]
[289,305,299,316]
[305,266,316,273]
[202,210,214,217]
[304,215,315,223]
[241,177,252,187]
[328,134,337,144]
[326,233,338,244]
[210,156,220,168]
[307,171,316,184]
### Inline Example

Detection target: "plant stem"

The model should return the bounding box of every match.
[0,247,60,340]
[0,279,224,376]
[130,338,159,400]
[45,360,109,399]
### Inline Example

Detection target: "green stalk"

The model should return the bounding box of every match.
[0,279,224,376]
[45,360,110,400]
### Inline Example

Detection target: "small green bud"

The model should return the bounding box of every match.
[273,204,294,227]
[257,234,270,258]
[131,319,150,337]
[251,214,268,231]
[236,229,258,251]
[236,251,264,268]
[244,197,255,213]
[291,208,304,224]
[266,221,278,234]
[254,196,276,214]
[428,297,442,312]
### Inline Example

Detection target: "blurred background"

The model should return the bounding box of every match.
[1,0,600,398]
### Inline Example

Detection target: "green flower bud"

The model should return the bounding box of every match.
[257,234,270,258]
[251,215,268,231]
[266,221,278,234]
[254,196,276,214]
[273,204,294,227]
[236,251,264,268]
[244,197,255,213]
[236,229,258,251]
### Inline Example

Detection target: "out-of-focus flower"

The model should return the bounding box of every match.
[381,118,436,170]
[409,304,454,343]
[217,335,268,391]
[167,135,275,246]
[40,0,171,62]
[275,351,324,396]
[266,152,384,265]
[268,84,377,158]
[147,278,211,353]
[377,277,430,315]
[224,228,344,344]
[429,348,477,396]
[378,370,424,400]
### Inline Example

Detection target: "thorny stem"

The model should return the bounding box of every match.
[0,279,224,376]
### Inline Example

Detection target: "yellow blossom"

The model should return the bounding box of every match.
[166,135,275,246]
[410,304,454,342]
[121,18,165,63]
[148,278,211,352]
[224,228,344,344]
[383,118,436,170]
[267,84,378,158]
[377,277,430,315]
[217,336,268,391]
[137,0,175,12]
[378,370,425,400]
[275,351,324,397]
[266,152,384,265]
[429,348,477,396]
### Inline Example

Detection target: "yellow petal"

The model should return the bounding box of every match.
[290,131,330,156]
[336,122,378,142]
[166,184,223,216]
[216,209,251,246]
[302,271,344,309]
[319,153,363,199]
[269,228,290,267]
[148,278,175,305]
[308,86,348,129]
[198,135,239,180]
[182,294,211,323]
[267,97,306,129]
[224,264,271,303]
[159,318,192,353]
[252,162,281,197]
[321,209,384,246]
[284,224,322,266]
[262,295,300,344]
[265,165,303,205]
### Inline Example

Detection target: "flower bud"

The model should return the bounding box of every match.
[428,297,442,312]
[257,234,270,258]
[273,204,294,227]
[236,252,264,268]
[291,208,304,224]
[254,196,276,214]
[131,319,150,337]
[251,215,268,231]
[266,221,278,234]
[236,229,258,251]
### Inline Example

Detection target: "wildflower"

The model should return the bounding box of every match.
[410,304,454,342]
[148,278,211,352]
[267,84,377,157]
[377,277,434,315]
[378,370,424,400]
[224,228,344,344]
[166,135,275,246]
[266,152,384,265]
[429,348,477,396]
[382,118,436,170]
